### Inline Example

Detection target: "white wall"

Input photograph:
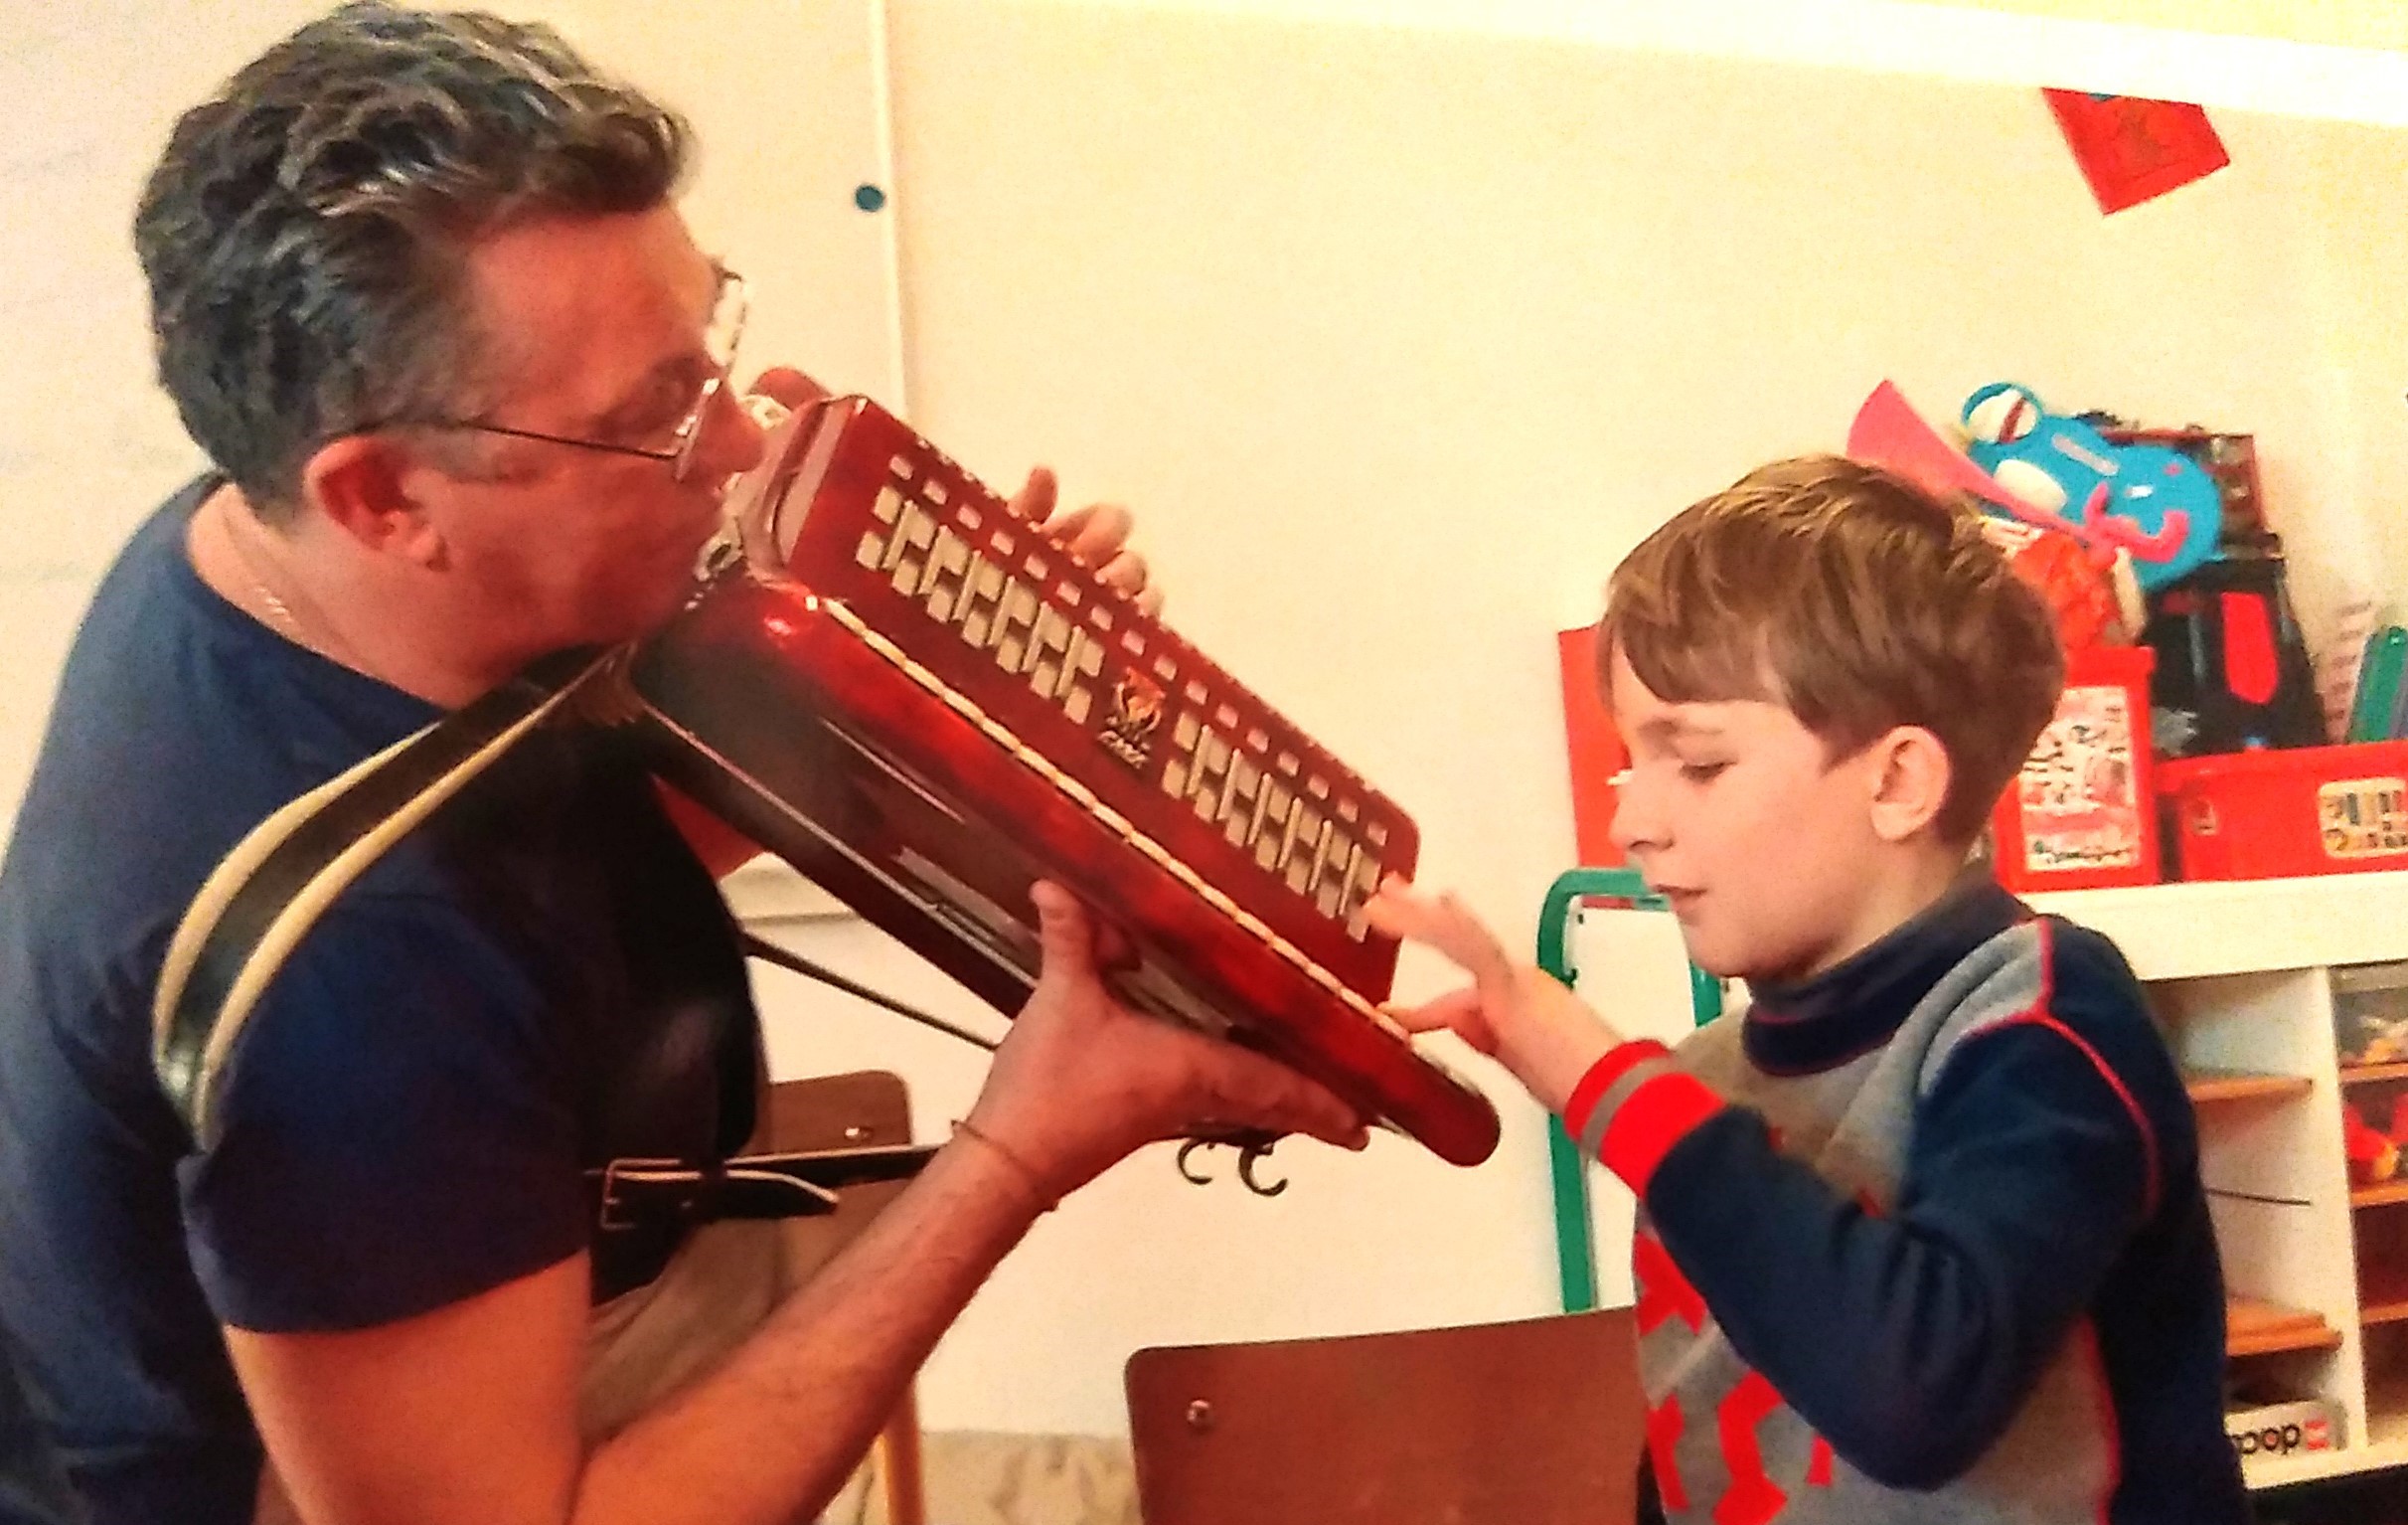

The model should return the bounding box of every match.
[0,0,901,817]
[8,0,2408,1444]
[846,1,2408,1436]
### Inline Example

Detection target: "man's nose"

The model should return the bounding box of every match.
[691,381,772,485]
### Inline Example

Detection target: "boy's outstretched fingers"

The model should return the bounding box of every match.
[1365,877,1518,999]
[1380,987,1500,1056]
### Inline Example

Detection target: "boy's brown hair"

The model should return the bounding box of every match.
[1601,454,2065,845]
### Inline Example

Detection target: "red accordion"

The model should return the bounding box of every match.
[633,396,1498,1166]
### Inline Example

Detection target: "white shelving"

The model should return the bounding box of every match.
[2029,870,2408,1490]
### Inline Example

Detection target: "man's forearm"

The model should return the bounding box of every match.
[570,1133,1044,1525]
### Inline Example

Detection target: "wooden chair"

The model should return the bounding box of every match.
[764,1071,927,1525]
[1124,1307,1644,1525]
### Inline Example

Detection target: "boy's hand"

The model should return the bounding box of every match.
[1365,877,1626,1115]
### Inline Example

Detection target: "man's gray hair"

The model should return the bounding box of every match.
[135,2,693,518]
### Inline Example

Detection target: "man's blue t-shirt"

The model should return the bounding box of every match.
[0,481,757,1523]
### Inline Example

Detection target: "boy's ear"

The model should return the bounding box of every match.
[1865,725,1952,843]
[298,436,448,568]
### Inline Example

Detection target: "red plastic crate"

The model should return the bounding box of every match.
[2159,740,2408,882]
[1557,622,1628,867]
[1992,645,2160,893]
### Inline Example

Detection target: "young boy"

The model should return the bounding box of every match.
[1368,456,2245,1524]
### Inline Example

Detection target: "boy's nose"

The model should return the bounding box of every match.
[1607,768,1663,855]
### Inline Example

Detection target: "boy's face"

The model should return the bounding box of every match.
[1605,645,1904,984]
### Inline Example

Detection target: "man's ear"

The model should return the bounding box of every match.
[298,436,446,568]
[1866,725,1952,843]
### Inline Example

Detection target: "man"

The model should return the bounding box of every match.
[0,6,1365,1523]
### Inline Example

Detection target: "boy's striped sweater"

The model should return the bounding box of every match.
[1570,877,2246,1524]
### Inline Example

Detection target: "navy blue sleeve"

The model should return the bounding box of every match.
[1642,935,2173,1489]
[176,895,588,1332]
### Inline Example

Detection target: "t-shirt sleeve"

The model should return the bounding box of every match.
[175,895,588,1332]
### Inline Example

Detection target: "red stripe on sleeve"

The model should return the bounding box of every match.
[1600,1071,1723,1195]
[1562,1039,1671,1141]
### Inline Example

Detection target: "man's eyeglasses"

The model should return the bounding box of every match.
[389,269,750,483]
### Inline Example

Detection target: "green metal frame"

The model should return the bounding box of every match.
[1536,867,1722,1312]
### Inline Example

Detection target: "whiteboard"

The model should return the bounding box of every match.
[0,0,898,843]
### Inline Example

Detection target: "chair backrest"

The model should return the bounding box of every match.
[1125,1307,1643,1525]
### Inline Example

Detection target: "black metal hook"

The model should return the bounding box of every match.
[1174,1133,1288,1196]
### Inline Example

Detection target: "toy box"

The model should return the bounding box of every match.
[2142,552,2327,759]
[2157,740,2408,882]
[1991,645,2159,893]
[2226,1390,2345,1464]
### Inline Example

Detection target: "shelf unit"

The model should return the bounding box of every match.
[2029,870,2408,1489]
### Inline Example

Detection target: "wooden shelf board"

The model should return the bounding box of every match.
[2231,1324,2344,1355]
[2354,1181,2408,1209]
[2228,1296,2341,1357]
[2187,1070,2314,1104]
[2343,1063,2408,1086]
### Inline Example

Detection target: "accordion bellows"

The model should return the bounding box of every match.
[633,397,1498,1166]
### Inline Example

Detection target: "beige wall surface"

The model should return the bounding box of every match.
[863,0,2408,1434]
[6,0,2407,1444]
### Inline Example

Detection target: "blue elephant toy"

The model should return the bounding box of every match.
[1959,382,2222,591]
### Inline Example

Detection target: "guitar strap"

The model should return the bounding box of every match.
[150,647,613,1148]
[150,643,938,1220]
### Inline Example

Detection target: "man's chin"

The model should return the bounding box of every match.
[598,580,705,647]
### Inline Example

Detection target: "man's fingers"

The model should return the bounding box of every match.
[1088,913,1139,973]
[1195,1049,1369,1150]
[746,365,828,412]
[1027,493,1159,613]
[1029,879,1099,984]
[1096,548,1150,600]
[1045,500,1135,567]
[1009,466,1060,525]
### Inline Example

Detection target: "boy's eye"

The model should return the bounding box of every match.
[1679,761,1730,783]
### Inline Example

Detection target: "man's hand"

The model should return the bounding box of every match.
[737,384,1162,620]
[1011,468,1165,617]
[1364,877,1624,1115]
[743,365,828,422]
[964,882,1366,1202]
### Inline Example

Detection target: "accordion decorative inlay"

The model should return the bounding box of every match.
[632,396,1499,1166]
